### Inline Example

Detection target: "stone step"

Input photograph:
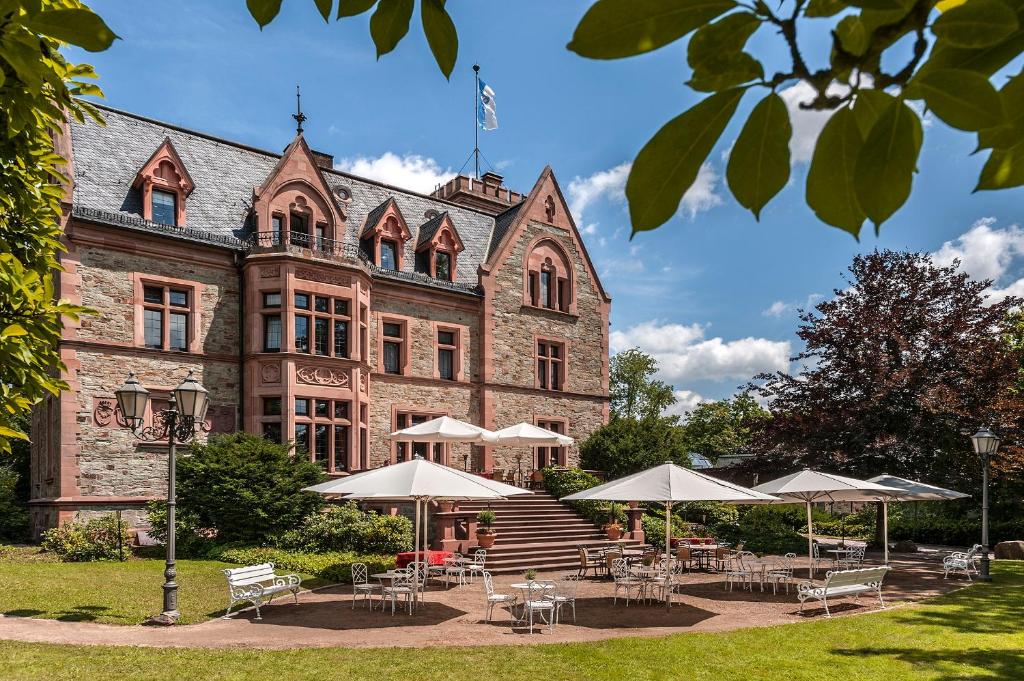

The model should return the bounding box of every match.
[494,527,605,539]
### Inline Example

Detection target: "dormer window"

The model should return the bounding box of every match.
[415,211,463,282]
[361,198,412,271]
[380,240,399,271]
[133,138,194,227]
[151,189,177,226]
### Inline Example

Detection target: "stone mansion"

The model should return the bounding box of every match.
[29,105,611,535]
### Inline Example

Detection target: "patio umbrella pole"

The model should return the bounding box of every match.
[413,497,421,609]
[806,500,814,579]
[665,500,672,611]
[423,497,431,605]
[882,499,889,565]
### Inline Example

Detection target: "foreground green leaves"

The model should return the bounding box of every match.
[855,98,923,227]
[807,108,866,236]
[726,93,791,219]
[627,89,745,233]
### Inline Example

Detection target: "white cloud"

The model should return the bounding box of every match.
[664,389,707,418]
[581,222,598,235]
[567,161,722,223]
[762,293,823,318]
[610,320,791,383]
[334,152,455,194]
[932,217,1024,303]
[567,162,630,219]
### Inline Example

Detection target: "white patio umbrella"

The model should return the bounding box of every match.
[389,415,498,443]
[562,461,778,610]
[491,422,574,446]
[753,470,901,573]
[867,474,969,564]
[305,453,528,606]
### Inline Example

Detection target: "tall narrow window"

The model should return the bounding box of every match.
[263,315,281,352]
[557,278,569,312]
[314,317,329,356]
[334,425,349,471]
[169,312,187,351]
[294,423,310,454]
[270,215,283,244]
[528,272,539,307]
[437,329,456,381]
[294,315,310,353]
[540,270,553,309]
[380,240,398,270]
[334,319,349,358]
[314,424,329,467]
[315,223,326,249]
[382,321,404,375]
[537,341,565,391]
[290,213,308,246]
[144,309,163,349]
[151,189,177,226]
[435,251,452,281]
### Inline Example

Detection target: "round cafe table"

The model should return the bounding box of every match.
[510,581,555,626]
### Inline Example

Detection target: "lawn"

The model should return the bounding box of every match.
[0,548,323,625]
[0,561,1022,680]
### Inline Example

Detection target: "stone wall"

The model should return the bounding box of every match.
[489,388,603,472]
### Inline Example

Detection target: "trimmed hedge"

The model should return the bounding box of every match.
[40,514,130,562]
[276,503,413,555]
[215,546,396,584]
[542,467,625,526]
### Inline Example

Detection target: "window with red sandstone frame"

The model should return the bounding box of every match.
[537,340,565,391]
[140,283,192,351]
[535,419,567,468]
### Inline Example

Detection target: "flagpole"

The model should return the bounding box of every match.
[473,63,480,179]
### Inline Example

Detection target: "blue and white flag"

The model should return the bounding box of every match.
[478,79,498,131]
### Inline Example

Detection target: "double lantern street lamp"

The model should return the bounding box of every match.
[115,370,209,624]
[970,427,1001,582]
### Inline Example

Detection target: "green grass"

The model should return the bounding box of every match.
[1,561,1023,680]
[0,548,323,625]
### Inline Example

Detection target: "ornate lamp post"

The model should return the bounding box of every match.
[970,427,1000,582]
[115,370,209,624]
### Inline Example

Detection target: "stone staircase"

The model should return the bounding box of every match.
[458,491,642,574]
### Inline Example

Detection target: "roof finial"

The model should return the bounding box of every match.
[292,85,307,135]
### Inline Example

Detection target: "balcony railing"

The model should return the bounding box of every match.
[245,230,365,263]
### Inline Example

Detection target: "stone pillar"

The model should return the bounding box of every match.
[626,501,645,543]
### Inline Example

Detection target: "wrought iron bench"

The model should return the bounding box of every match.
[798,566,890,618]
[943,544,983,581]
[222,562,301,620]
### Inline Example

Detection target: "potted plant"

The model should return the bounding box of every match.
[524,568,538,583]
[476,509,498,549]
[603,503,623,540]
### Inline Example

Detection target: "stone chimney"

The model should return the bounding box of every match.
[431,172,524,215]
[310,149,334,169]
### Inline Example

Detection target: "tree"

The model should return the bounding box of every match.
[252,0,1024,238]
[749,250,1023,489]
[579,417,690,479]
[176,433,326,543]
[610,347,676,420]
[0,1,115,453]
[682,393,769,463]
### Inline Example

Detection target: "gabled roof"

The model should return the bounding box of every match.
[361,197,396,237]
[488,203,522,257]
[134,137,195,195]
[417,211,448,246]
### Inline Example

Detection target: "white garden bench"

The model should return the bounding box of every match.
[222,562,302,620]
[797,566,890,618]
[943,544,982,581]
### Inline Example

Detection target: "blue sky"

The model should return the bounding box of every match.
[71,1,1024,413]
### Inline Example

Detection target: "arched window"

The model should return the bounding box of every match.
[524,238,573,313]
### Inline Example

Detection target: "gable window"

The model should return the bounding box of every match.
[271,215,284,244]
[540,270,553,309]
[380,240,399,271]
[537,340,565,391]
[139,283,192,352]
[151,189,177,226]
[525,239,574,313]
[536,419,566,468]
[382,322,403,374]
[290,212,308,247]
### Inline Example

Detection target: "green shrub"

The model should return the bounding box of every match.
[145,501,216,558]
[715,506,805,555]
[276,502,412,555]
[40,514,130,562]
[0,419,29,541]
[177,433,325,544]
[542,467,624,526]
[578,417,689,480]
[642,513,689,549]
[216,546,395,584]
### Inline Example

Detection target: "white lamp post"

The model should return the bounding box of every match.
[114,369,210,623]
[970,427,1000,582]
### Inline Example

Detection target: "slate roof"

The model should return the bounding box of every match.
[360,197,395,237]
[70,104,507,288]
[488,203,522,258]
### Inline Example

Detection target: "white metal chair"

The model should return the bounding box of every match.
[546,574,580,623]
[381,567,415,615]
[519,580,555,633]
[445,553,468,587]
[812,542,831,575]
[350,562,380,610]
[482,571,517,624]
[838,546,866,570]
[408,560,429,597]
[766,553,797,594]
[640,558,672,604]
[466,550,486,584]
[724,551,756,591]
[943,544,983,580]
[611,557,645,606]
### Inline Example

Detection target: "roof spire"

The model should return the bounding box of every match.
[292,84,307,135]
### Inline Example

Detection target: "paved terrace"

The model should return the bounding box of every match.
[0,552,967,650]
